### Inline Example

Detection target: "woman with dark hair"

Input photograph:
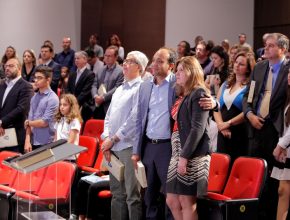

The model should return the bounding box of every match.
[22,49,36,82]
[0,46,17,79]
[177,40,191,59]
[213,52,255,162]
[206,45,230,97]
[108,34,125,62]
[271,69,290,220]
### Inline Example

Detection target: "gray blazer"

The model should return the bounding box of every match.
[91,63,123,113]
[135,73,176,156]
[243,59,290,137]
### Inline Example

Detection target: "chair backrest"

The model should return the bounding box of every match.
[82,119,104,145]
[77,135,98,167]
[12,167,47,192]
[37,161,76,200]
[223,157,267,199]
[0,151,20,185]
[208,153,231,193]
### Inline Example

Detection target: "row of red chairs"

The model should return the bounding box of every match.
[0,151,77,219]
[199,153,268,220]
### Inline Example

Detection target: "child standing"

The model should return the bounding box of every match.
[54,94,82,149]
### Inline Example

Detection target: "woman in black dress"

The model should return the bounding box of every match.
[213,51,255,162]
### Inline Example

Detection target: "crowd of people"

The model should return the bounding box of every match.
[0,31,290,220]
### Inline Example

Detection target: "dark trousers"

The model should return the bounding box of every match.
[248,120,279,220]
[142,141,173,220]
[75,178,110,219]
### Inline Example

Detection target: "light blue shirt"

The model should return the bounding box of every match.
[28,88,59,145]
[146,74,171,139]
[271,58,284,89]
[101,76,142,152]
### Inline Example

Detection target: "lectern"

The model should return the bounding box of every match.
[0,139,87,220]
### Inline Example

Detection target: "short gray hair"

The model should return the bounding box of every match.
[266,33,289,51]
[75,51,88,59]
[127,51,149,73]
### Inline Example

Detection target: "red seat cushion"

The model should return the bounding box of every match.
[98,190,112,198]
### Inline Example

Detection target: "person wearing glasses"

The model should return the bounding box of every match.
[100,51,149,220]
[0,58,33,153]
[91,45,123,119]
[24,66,59,152]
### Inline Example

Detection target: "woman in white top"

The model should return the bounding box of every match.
[54,94,82,153]
[272,70,290,220]
[214,51,255,162]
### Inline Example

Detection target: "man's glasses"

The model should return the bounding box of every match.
[123,59,138,65]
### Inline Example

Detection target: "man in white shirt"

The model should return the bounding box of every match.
[101,51,149,220]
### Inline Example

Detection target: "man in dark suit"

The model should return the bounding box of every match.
[38,44,61,93]
[0,58,33,153]
[67,51,95,123]
[243,33,290,219]
[91,45,123,119]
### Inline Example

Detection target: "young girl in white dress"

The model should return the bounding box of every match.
[54,94,82,159]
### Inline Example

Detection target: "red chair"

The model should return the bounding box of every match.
[0,151,20,185]
[77,135,98,168]
[82,119,104,146]
[208,153,230,193]
[197,157,267,220]
[11,161,77,219]
[0,167,47,193]
[0,167,47,220]
[79,148,104,174]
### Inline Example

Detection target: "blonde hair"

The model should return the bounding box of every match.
[55,94,83,124]
[175,56,209,96]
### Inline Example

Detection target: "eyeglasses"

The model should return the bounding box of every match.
[123,59,138,65]
[34,76,45,81]
[4,64,16,69]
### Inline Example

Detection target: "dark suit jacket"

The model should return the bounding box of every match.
[67,68,95,107]
[0,78,33,145]
[91,64,123,113]
[47,60,61,93]
[243,59,290,137]
[135,73,176,157]
[177,88,210,159]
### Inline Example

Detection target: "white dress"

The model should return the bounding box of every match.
[271,105,290,180]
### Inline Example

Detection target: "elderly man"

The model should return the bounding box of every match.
[67,51,95,123]
[0,58,33,153]
[91,45,123,119]
[101,51,149,220]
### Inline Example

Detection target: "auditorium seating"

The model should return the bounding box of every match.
[10,161,77,219]
[208,152,231,193]
[77,135,98,168]
[197,156,267,220]
[82,119,104,146]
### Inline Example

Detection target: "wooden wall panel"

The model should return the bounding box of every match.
[81,0,166,60]
[254,0,290,50]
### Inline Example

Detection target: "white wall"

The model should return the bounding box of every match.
[0,0,81,58]
[165,0,254,49]
[0,0,253,59]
